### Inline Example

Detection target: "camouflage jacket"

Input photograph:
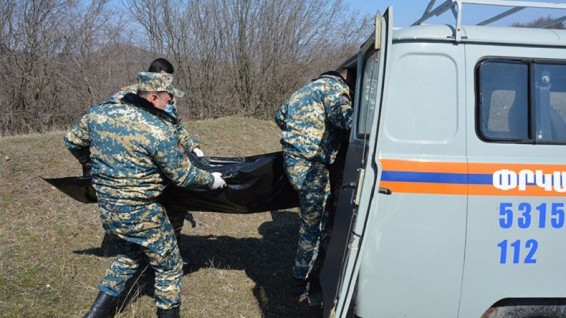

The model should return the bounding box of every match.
[274,74,353,165]
[105,84,200,152]
[64,93,213,205]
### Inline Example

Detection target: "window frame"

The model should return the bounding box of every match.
[476,58,566,145]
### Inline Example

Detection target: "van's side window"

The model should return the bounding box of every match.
[533,64,566,142]
[478,60,566,144]
[357,52,380,138]
[478,61,529,141]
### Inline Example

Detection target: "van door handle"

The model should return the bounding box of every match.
[343,183,391,195]
[342,182,357,190]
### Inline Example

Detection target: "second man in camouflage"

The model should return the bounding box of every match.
[275,70,353,299]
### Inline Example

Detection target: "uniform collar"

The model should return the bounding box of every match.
[121,93,177,125]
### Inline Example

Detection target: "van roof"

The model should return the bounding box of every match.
[393,24,566,47]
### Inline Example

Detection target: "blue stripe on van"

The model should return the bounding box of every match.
[381,171,493,185]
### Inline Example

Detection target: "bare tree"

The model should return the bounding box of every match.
[0,0,370,135]
[0,0,131,135]
[127,0,370,119]
[0,0,70,133]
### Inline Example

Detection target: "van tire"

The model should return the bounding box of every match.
[483,302,566,318]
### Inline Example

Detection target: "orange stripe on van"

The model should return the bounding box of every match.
[381,159,566,174]
[379,159,566,196]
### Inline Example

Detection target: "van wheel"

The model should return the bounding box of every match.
[483,304,566,318]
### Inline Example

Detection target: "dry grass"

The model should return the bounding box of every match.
[0,117,319,318]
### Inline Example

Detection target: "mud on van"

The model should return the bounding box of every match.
[321,1,566,317]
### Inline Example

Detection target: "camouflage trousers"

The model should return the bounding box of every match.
[283,154,331,280]
[164,206,189,239]
[97,201,183,310]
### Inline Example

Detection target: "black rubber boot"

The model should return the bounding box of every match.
[308,275,322,295]
[156,306,180,318]
[83,291,117,318]
[290,277,309,298]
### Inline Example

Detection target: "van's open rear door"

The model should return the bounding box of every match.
[321,8,392,318]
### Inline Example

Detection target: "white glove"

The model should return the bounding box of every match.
[209,172,226,190]
[192,147,204,157]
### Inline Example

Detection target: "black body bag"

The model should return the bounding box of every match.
[43,151,299,213]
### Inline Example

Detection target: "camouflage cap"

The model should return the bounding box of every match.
[137,72,185,97]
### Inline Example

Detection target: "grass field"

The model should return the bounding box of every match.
[0,117,320,318]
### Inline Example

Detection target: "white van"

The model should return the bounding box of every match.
[321,1,566,317]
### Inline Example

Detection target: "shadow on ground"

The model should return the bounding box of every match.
[73,210,322,318]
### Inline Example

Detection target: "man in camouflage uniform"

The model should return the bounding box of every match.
[65,72,226,318]
[105,58,204,158]
[101,58,203,249]
[275,70,353,299]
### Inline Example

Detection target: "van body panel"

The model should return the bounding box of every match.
[456,42,566,317]
[355,193,466,317]
[353,38,467,318]
[384,47,461,146]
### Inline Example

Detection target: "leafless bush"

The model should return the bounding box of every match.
[0,0,370,135]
